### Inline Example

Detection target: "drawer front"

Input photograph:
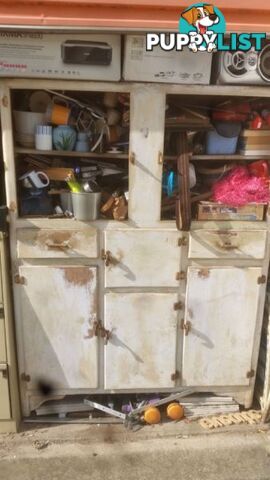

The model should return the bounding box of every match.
[17,228,98,259]
[189,230,267,259]
[0,318,6,362]
[104,230,181,287]
[0,364,11,419]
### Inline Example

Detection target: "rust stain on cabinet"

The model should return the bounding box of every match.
[64,267,94,286]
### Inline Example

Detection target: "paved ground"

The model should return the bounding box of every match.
[1,423,270,480]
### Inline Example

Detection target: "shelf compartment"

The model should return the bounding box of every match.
[14,148,128,160]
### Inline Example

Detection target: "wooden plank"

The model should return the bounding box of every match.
[15,148,128,160]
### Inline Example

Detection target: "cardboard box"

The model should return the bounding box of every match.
[197,202,265,221]
[0,32,121,81]
[123,35,212,84]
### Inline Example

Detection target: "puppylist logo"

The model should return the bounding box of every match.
[146,3,266,53]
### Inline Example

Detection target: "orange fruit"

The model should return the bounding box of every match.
[143,406,161,424]
[167,402,184,420]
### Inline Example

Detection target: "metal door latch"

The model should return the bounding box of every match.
[101,249,117,267]
[171,370,181,381]
[176,271,186,281]
[87,320,112,345]
[181,319,192,336]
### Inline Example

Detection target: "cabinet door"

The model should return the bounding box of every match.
[182,267,262,386]
[104,292,179,389]
[19,266,98,390]
[104,230,181,287]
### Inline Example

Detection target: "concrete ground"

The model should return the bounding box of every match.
[1,422,270,480]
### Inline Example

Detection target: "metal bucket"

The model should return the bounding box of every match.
[71,192,101,221]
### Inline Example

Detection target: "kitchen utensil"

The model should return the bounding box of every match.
[19,170,50,189]
[35,125,53,150]
[72,191,102,221]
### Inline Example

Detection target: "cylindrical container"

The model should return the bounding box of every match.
[60,192,73,213]
[35,125,53,150]
[166,403,184,421]
[143,407,161,425]
[72,192,101,221]
[53,125,77,151]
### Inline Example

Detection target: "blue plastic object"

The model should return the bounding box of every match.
[162,171,177,197]
[206,129,238,155]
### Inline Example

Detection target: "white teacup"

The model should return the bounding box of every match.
[19,170,50,189]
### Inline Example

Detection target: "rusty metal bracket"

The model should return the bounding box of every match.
[171,370,181,381]
[14,274,26,285]
[174,301,184,311]
[21,373,31,382]
[129,152,135,165]
[258,275,266,285]
[86,320,112,345]
[246,369,255,379]
[178,237,188,247]
[101,249,115,267]
[181,319,192,336]
[176,271,186,281]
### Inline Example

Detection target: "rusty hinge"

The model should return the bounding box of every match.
[2,95,8,108]
[129,152,135,165]
[174,301,184,311]
[181,319,192,336]
[86,320,112,345]
[101,249,118,267]
[171,370,181,381]
[176,271,186,281]
[246,369,255,379]
[198,268,210,279]
[21,373,31,382]
[178,237,188,247]
[14,274,26,285]
[257,275,266,285]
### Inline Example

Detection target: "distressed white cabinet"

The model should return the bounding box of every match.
[104,230,181,287]
[1,78,269,418]
[182,266,263,386]
[19,266,98,390]
[104,292,179,389]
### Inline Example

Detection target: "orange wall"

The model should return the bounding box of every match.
[0,0,269,31]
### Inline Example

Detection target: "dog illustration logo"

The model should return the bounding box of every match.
[179,3,226,52]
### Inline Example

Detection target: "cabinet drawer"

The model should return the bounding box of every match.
[17,228,98,259]
[189,230,267,259]
[0,364,11,419]
[0,318,6,362]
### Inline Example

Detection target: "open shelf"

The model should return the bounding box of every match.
[15,148,128,160]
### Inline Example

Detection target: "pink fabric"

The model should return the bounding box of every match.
[212,166,270,206]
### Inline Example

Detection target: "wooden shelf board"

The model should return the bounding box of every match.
[165,155,270,161]
[14,148,128,160]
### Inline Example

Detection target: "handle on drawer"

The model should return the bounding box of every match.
[220,240,236,250]
[45,240,70,250]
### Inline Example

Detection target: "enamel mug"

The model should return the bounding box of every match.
[19,170,50,189]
